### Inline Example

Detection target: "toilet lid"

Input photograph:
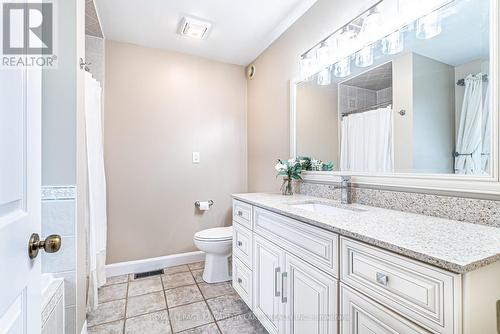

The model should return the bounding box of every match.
[194,226,233,241]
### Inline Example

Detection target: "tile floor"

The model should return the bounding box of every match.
[87,262,268,334]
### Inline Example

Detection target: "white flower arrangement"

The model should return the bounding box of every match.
[275,158,302,195]
[275,159,303,180]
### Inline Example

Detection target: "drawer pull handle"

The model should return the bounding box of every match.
[237,278,242,284]
[274,267,281,297]
[237,241,243,246]
[237,210,243,216]
[376,272,389,286]
[281,272,288,303]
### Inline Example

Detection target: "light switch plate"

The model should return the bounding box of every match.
[192,152,200,163]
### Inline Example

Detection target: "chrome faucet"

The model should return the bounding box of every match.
[338,176,352,204]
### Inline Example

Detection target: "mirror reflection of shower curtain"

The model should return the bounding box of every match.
[340,106,393,173]
[85,72,108,311]
[455,74,484,175]
[481,83,490,173]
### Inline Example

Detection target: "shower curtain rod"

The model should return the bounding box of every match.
[341,101,392,117]
[456,74,488,86]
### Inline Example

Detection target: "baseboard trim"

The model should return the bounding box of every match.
[105,251,206,277]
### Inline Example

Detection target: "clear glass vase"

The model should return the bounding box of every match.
[281,177,293,196]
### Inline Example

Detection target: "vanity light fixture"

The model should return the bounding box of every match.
[382,29,404,55]
[360,7,383,43]
[297,0,451,81]
[336,26,358,57]
[355,44,374,67]
[334,57,352,78]
[300,53,316,80]
[317,67,332,86]
[316,42,333,68]
[178,16,212,40]
[416,11,442,39]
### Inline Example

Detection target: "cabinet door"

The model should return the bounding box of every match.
[284,254,337,334]
[340,284,430,334]
[253,235,286,334]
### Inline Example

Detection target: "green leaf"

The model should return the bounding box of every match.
[322,161,334,171]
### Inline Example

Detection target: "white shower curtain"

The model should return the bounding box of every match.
[455,74,483,174]
[340,106,393,173]
[85,72,108,311]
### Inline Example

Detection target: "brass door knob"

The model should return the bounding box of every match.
[28,233,62,259]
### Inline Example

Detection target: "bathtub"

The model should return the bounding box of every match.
[41,274,65,334]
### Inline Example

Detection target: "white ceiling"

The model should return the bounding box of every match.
[94,0,317,66]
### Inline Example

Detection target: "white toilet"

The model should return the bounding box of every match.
[193,226,233,283]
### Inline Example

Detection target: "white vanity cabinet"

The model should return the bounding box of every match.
[233,200,338,334]
[232,201,254,309]
[252,233,338,334]
[340,284,430,334]
[253,234,286,334]
[231,198,500,334]
[340,238,460,334]
[284,252,337,334]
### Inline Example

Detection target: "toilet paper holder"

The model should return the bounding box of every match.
[195,200,214,208]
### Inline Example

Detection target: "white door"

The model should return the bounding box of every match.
[284,254,337,334]
[253,235,286,334]
[0,25,43,334]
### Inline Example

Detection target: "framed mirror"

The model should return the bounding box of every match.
[290,0,500,194]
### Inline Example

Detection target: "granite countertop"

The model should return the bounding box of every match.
[232,192,500,274]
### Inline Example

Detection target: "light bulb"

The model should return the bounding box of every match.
[300,53,315,79]
[316,42,333,68]
[355,45,374,67]
[416,11,442,39]
[317,67,332,86]
[382,30,404,55]
[334,57,351,78]
[361,8,382,43]
[336,26,357,55]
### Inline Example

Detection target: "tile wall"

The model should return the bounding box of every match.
[42,186,77,334]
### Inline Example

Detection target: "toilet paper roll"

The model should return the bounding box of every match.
[198,201,210,211]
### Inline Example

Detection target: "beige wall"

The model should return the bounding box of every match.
[296,82,338,164]
[104,41,247,264]
[247,0,377,191]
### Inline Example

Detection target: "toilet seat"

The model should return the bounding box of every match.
[194,226,232,242]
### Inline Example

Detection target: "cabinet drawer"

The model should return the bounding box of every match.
[233,200,253,229]
[233,222,253,267]
[340,238,460,334]
[340,284,430,334]
[254,207,338,277]
[233,256,252,310]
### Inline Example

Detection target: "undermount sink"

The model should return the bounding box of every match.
[289,202,361,215]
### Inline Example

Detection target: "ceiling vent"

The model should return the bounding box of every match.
[178,16,212,40]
